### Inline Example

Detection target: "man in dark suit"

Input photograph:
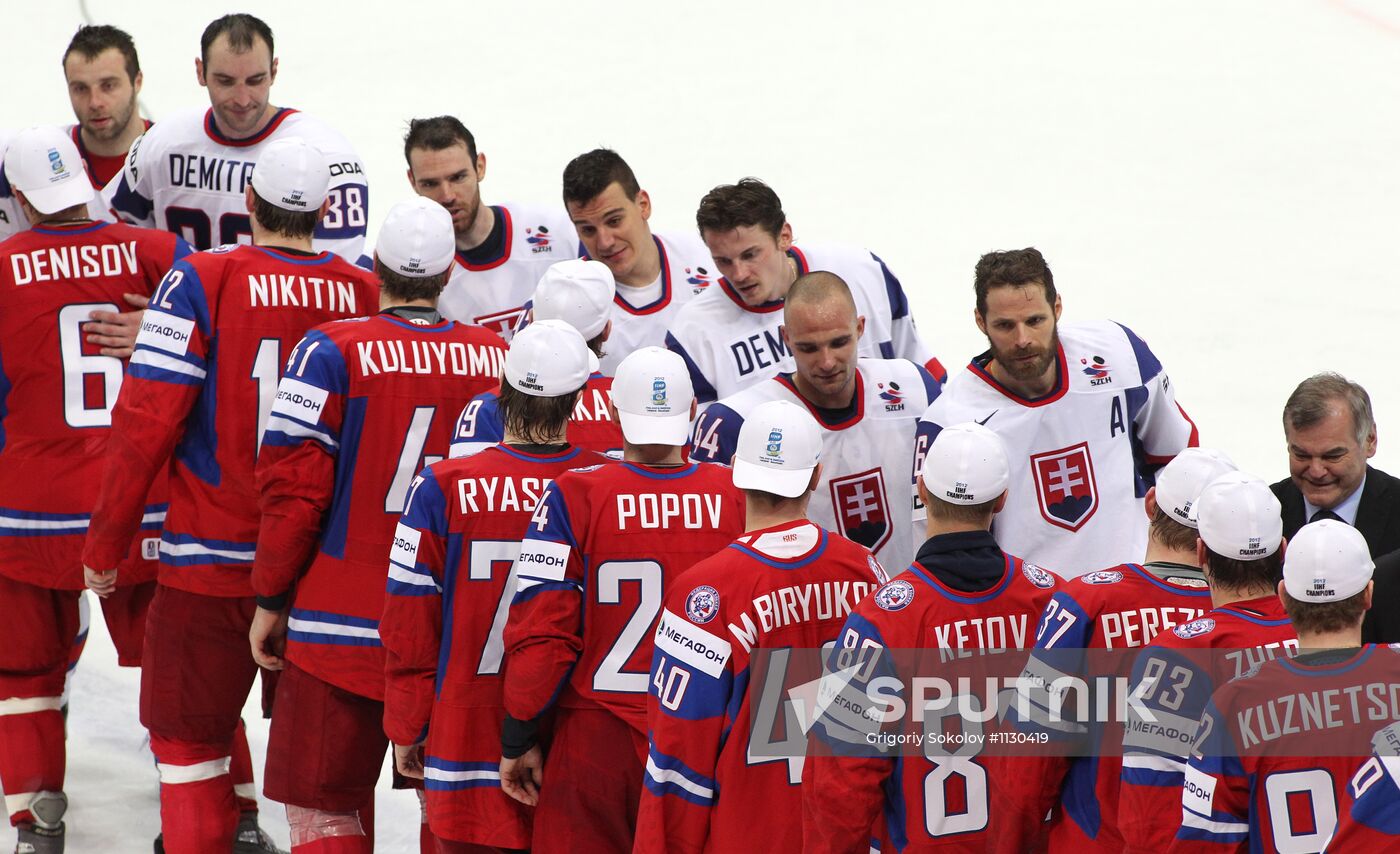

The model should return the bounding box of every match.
[1270,372,1400,641]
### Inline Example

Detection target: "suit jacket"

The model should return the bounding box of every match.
[1272,465,1400,643]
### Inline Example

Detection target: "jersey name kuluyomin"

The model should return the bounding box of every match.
[616,493,724,530]
[356,340,503,378]
[10,241,139,284]
[728,581,877,652]
[457,475,551,514]
[168,154,255,194]
[248,275,360,312]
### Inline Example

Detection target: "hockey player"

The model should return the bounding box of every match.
[245,197,505,853]
[449,259,623,459]
[105,14,370,263]
[0,26,146,242]
[1175,521,1396,852]
[635,399,887,853]
[0,126,189,854]
[803,422,1058,853]
[82,137,380,854]
[404,116,577,337]
[1006,447,1235,851]
[665,177,943,405]
[690,272,941,576]
[562,148,715,374]
[918,247,1198,577]
[381,320,608,852]
[1118,472,1299,852]
[498,347,745,852]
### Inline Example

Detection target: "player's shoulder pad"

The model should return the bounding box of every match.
[1021,563,1058,590]
[1059,318,1158,387]
[872,577,917,612]
[1172,616,1217,640]
[860,357,937,412]
[279,110,361,160]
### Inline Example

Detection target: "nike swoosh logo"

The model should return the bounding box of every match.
[976,410,999,426]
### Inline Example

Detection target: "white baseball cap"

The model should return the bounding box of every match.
[250,137,331,212]
[732,400,823,498]
[3,126,92,215]
[533,259,615,340]
[1195,472,1283,561]
[1154,448,1237,529]
[612,347,694,445]
[1283,519,1374,602]
[503,319,590,397]
[920,422,1010,505]
[375,197,456,278]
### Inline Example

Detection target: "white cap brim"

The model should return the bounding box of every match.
[617,410,691,445]
[732,457,814,498]
[24,179,93,216]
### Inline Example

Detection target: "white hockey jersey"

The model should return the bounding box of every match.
[664,242,942,405]
[917,319,1198,578]
[437,202,579,339]
[103,107,369,263]
[691,358,941,573]
[0,125,115,241]
[593,229,715,375]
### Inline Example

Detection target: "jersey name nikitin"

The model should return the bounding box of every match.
[691,358,940,574]
[437,202,579,339]
[918,319,1198,578]
[104,107,370,263]
[665,242,941,405]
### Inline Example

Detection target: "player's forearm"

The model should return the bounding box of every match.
[801,756,888,854]
[83,413,179,568]
[501,637,579,722]
[383,662,435,747]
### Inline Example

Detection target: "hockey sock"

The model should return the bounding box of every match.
[150,735,238,853]
[231,717,259,814]
[0,696,65,827]
[287,805,369,853]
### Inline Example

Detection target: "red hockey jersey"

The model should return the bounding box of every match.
[1327,732,1400,850]
[82,244,379,596]
[1119,594,1299,852]
[381,444,606,847]
[1010,562,1212,851]
[804,546,1058,853]
[1172,645,1400,853]
[0,221,189,589]
[448,373,622,460]
[252,312,506,698]
[635,520,886,854]
[502,461,744,733]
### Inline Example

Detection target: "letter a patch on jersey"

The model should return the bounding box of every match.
[829,468,890,554]
[1030,442,1098,532]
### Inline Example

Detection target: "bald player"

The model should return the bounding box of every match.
[691,271,941,573]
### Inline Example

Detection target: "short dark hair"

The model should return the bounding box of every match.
[1203,548,1284,592]
[1280,587,1369,635]
[742,488,807,509]
[562,149,641,207]
[64,25,140,82]
[498,382,579,444]
[252,190,318,240]
[1149,507,1200,552]
[404,116,478,166]
[974,248,1058,317]
[1282,372,1375,447]
[200,14,274,65]
[376,265,449,304]
[696,178,785,241]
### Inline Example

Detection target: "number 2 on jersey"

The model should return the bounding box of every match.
[592,560,663,693]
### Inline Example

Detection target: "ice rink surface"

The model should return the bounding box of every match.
[3,0,1399,850]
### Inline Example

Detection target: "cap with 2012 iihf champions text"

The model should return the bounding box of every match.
[532,259,616,340]
[2,126,92,215]
[1283,519,1374,602]
[374,197,455,278]
[1153,447,1237,529]
[503,319,591,398]
[732,399,823,498]
[1194,471,1283,560]
[920,422,1010,505]
[250,136,331,212]
[610,347,694,445]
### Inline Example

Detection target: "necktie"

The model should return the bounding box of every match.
[1310,508,1344,524]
